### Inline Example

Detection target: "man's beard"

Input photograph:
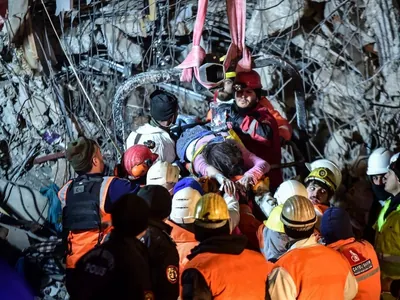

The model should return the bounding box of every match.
[371,184,391,201]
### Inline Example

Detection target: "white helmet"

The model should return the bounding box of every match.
[146,161,180,186]
[306,159,342,188]
[367,147,393,175]
[274,180,308,205]
[170,187,202,224]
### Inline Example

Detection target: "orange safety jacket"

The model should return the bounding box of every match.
[329,238,381,300]
[58,176,114,268]
[184,250,272,299]
[165,220,199,273]
[206,97,292,141]
[259,97,292,141]
[273,244,357,299]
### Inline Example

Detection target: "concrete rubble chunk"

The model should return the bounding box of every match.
[247,0,305,43]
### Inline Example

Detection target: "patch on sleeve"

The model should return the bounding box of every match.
[342,248,373,276]
[166,265,178,284]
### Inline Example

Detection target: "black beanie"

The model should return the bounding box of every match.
[150,90,178,121]
[66,137,96,174]
[321,207,354,245]
[110,194,149,237]
[137,185,172,220]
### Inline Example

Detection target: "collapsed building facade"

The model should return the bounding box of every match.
[0,0,399,296]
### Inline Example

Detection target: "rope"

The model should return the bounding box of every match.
[40,0,122,156]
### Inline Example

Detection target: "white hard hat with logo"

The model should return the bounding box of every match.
[146,161,180,186]
[171,187,202,224]
[306,159,342,188]
[367,147,393,175]
[274,180,308,206]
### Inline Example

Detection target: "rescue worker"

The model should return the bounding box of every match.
[126,89,178,163]
[304,167,337,230]
[146,161,180,194]
[123,144,159,184]
[321,207,381,300]
[137,185,180,300]
[266,195,358,299]
[364,147,393,243]
[165,178,204,272]
[223,70,288,189]
[69,193,154,300]
[181,193,273,299]
[58,137,140,290]
[257,180,308,261]
[375,152,400,299]
[177,125,269,195]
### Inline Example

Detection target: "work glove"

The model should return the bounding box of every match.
[226,111,244,128]
[215,173,236,196]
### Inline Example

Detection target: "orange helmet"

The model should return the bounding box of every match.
[123,145,158,179]
[234,70,262,90]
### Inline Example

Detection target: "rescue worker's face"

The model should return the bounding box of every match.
[384,170,400,195]
[307,183,329,205]
[371,174,386,186]
[235,88,258,108]
[92,146,105,173]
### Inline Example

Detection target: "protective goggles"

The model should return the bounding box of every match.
[131,159,153,178]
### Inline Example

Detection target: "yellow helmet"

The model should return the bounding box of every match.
[266,205,284,233]
[280,195,317,231]
[194,193,229,228]
[304,167,337,192]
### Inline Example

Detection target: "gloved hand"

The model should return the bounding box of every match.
[226,110,244,127]
[215,173,236,196]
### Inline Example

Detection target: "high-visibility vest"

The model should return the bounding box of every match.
[58,176,114,268]
[183,250,272,299]
[329,238,381,300]
[375,199,400,279]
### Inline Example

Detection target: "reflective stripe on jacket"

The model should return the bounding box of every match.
[375,199,400,278]
[329,238,381,300]
[58,176,114,268]
[259,97,292,141]
[268,235,358,300]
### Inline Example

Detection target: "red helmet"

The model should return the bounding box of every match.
[234,70,262,90]
[123,144,158,178]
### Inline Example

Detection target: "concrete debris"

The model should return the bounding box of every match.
[55,0,73,16]
[61,20,94,54]
[256,66,279,91]
[0,0,399,224]
[100,23,143,64]
[365,0,400,96]
[247,0,305,43]
[2,0,29,42]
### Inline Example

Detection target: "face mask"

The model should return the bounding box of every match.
[371,184,391,201]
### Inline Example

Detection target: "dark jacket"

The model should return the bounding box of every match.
[227,103,282,190]
[142,219,180,300]
[68,231,154,300]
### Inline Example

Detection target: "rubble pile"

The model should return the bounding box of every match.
[0,0,399,203]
